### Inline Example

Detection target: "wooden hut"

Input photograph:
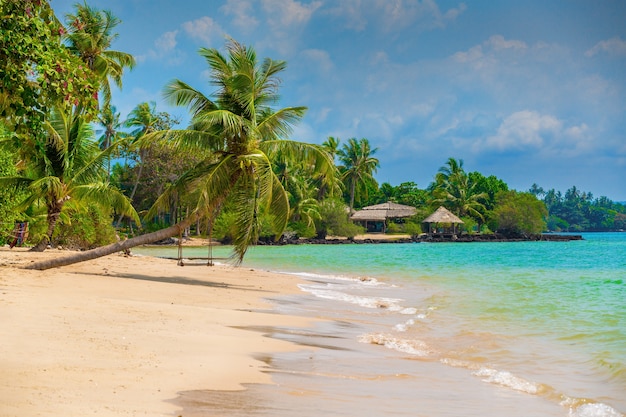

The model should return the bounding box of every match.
[422,206,464,235]
[350,202,417,233]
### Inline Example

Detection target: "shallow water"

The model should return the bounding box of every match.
[139,233,626,416]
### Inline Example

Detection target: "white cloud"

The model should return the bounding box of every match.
[154,30,178,53]
[476,111,594,158]
[326,0,367,31]
[326,0,465,33]
[262,0,322,27]
[481,110,561,151]
[136,30,184,65]
[374,0,466,31]
[486,34,527,51]
[255,0,322,55]
[182,16,226,45]
[585,37,626,57]
[220,0,259,33]
[300,49,334,73]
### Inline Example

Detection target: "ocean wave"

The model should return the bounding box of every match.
[298,284,403,310]
[563,398,624,417]
[290,271,384,286]
[359,333,432,356]
[473,367,541,394]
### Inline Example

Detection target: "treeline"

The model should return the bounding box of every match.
[1,2,624,258]
[531,186,626,232]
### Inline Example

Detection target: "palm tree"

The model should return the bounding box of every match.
[123,102,165,211]
[322,136,340,161]
[0,104,139,251]
[431,158,487,221]
[25,38,334,270]
[64,2,135,105]
[97,104,124,178]
[337,137,380,211]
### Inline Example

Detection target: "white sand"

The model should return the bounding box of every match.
[0,247,312,416]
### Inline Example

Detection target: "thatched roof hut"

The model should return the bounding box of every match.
[422,206,464,235]
[422,206,463,224]
[350,202,417,232]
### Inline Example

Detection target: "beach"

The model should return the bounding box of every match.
[2,234,624,417]
[0,247,312,416]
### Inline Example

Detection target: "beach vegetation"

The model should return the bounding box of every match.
[430,158,488,226]
[315,198,364,239]
[337,138,380,211]
[63,1,136,106]
[0,104,139,251]
[489,190,547,236]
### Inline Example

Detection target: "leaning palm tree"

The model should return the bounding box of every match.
[0,104,139,251]
[64,2,135,105]
[337,137,380,211]
[25,38,335,270]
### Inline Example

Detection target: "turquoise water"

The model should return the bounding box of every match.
[138,233,626,416]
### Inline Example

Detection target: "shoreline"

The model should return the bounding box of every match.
[0,247,314,416]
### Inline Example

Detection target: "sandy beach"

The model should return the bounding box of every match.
[0,247,312,416]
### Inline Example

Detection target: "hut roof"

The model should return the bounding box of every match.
[422,206,464,224]
[350,202,417,221]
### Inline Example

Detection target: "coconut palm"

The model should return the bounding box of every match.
[0,104,139,251]
[122,101,166,210]
[97,104,124,178]
[149,39,335,260]
[337,137,380,211]
[25,38,335,269]
[64,2,135,105]
[431,158,487,220]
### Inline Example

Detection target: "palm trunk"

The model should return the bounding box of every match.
[24,215,196,270]
[116,150,146,227]
[30,202,64,252]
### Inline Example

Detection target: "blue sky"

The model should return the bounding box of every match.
[51,0,626,200]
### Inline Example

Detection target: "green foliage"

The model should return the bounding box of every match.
[337,137,380,210]
[539,186,626,231]
[430,158,487,222]
[0,137,28,245]
[403,221,422,237]
[54,205,117,249]
[0,0,98,136]
[491,191,547,236]
[315,198,364,238]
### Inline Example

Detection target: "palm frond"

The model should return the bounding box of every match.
[164,79,217,118]
[72,182,140,224]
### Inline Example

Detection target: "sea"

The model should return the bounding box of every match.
[136,232,626,417]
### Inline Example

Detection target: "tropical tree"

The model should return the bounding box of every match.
[97,104,124,177]
[491,191,547,236]
[121,101,176,215]
[0,104,139,251]
[322,136,340,161]
[431,158,487,222]
[337,137,380,210]
[0,0,98,136]
[26,38,334,269]
[63,2,135,105]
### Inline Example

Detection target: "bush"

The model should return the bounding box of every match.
[314,198,364,238]
[404,222,422,237]
[54,205,117,249]
[492,191,547,236]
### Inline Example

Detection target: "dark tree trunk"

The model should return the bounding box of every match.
[24,216,195,270]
